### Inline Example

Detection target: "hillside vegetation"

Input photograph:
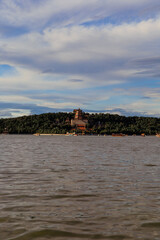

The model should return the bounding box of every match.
[0,112,160,135]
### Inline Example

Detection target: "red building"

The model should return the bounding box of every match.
[71,109,88,131]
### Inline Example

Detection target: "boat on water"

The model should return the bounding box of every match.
[65,132,78,136]
[33,133,40,136]
[112,133,125,137]
[141,133,145,137]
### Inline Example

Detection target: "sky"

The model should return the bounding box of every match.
[0,0,160,118]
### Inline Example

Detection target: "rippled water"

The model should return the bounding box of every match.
[0,135,160,240]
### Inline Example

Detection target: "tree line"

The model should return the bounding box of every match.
[0,112,160,135]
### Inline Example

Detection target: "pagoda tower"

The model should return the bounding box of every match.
[74,109,83,120]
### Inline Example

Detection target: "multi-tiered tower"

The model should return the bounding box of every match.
[71,109,88,131]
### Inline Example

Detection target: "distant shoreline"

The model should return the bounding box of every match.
[0,112,160,135]
[33,133,67,136]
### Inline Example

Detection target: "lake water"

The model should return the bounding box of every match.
[0,135,160,240]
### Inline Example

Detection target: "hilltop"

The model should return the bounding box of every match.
[0,111,160,135]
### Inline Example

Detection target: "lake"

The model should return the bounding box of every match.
[0,135,160,240]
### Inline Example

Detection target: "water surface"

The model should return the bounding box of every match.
[0,135,160,240]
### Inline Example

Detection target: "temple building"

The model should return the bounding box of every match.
[71,109,88,131]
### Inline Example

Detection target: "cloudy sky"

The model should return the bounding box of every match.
[0,0,160,118]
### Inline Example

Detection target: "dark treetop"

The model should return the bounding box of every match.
[0,112,160,135]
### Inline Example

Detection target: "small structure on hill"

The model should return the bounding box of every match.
[2,128,9,134]
[71,109,88,132]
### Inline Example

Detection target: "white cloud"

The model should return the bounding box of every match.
[125,101,160,114]
[1,17,160,83]
[0,0,159,30]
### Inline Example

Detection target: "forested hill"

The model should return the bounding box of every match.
[0,112,160,135]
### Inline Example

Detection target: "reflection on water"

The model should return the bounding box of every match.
[0,135,160,240]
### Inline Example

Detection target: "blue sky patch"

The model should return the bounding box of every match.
[0,65,17,76]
